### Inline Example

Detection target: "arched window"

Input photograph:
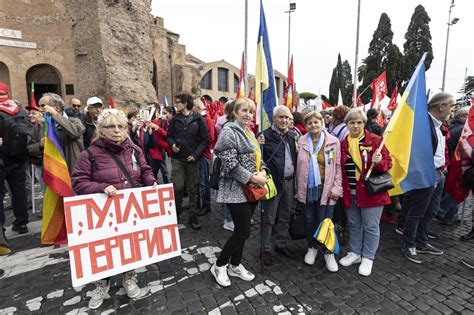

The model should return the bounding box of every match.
[218,67,228,92]
[0,62,11,92]
[200,70,212,90]
[26,64,63,104]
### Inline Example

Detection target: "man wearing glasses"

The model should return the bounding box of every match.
[65,97,84,120]
[83,96,103,148]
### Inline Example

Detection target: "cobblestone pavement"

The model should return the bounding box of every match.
[0,193,473,314]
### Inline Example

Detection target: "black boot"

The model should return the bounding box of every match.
[460,228,474,241]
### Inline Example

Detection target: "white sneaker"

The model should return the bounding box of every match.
[88,280,110,310]
[211,263,231,287]
[358,258,373,276]
[228,264,255,281]
[122,271,141,299]
[223,220,235,232]
[304,248,318,265]
[324,254,339,272]
[339,252,362,267]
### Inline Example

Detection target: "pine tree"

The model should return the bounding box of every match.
[358,13,403,103]
[328,53,353,105]
[402,5,433,91]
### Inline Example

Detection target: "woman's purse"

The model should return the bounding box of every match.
[262,175,277,200]
[243,183,268,202]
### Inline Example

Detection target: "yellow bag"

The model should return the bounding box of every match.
[262,174,278,200]
[314,218,340,254]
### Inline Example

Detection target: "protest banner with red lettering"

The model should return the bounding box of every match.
[63,184,180,287]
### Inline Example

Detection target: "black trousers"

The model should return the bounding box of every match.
[0,160,28,226]
[216,202,257,267]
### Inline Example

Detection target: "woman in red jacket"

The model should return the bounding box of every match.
[338,108,392,277]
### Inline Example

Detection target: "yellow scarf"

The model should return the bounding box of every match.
[245,128,261,172]
[348,131,364,181]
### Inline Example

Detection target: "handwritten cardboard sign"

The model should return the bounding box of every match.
[64,184,180,287]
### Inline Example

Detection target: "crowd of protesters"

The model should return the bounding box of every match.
[0,81,473,306]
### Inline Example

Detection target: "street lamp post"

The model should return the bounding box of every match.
[285,2,296,70]
[441,0,459,91]
[352,0,361,107]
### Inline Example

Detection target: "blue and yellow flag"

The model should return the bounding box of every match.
[384,52,436,195]
[255,0,277,130]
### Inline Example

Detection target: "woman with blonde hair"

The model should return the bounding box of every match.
[72,109,157,309]
[296,111,342,272]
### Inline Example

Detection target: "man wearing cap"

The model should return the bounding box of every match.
[65,97,84,120]
[38,92,85,173]
[82,96,103,148]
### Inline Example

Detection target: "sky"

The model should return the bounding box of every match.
[151,0,474,98]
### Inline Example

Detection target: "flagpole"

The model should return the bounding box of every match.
[244,0,248,94]
[352,0,361,107]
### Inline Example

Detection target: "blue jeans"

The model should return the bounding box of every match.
[198,157,211,209]
[304,202,334,248]
[224,205,232,222]
[345,195,383,260]
[438,191,460,221]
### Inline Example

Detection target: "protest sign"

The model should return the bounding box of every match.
[64,184,180,287]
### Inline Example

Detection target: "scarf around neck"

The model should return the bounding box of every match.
[307,131,325,189]
[348,131,364,181]
[233,120,261,172]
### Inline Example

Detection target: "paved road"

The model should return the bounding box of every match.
[0,194,473,314]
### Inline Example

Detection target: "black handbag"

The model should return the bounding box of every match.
[209,156,221,190]
[354,163,393,195]
[289,203,306,240]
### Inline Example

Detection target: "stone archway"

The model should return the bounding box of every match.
[25,64,63,104]
[0,62,11,91]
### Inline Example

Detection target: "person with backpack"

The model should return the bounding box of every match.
[0,82,32,235]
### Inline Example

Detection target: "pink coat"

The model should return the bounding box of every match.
[296,130,343,205]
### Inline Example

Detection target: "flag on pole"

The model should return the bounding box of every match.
[322,100,332,110]
[284,55,294,111]
[370,71,387,109]
[445,105,474,202]
[163,95,169,108]
[337,89,344,105]
[41,114,74,244]
[30,82,37,109]
[236,51,246,99]
[108,95,116,109]
[384,53,435,195]
[387,84,399,112]
[255,0,277,130]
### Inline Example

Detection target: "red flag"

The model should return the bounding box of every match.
[357,95,363,107]
[248,87,255,103]
[108,95,116,109]
[387,84,399,112]
[445,105,474,202]
[284,55,295,111]
[236,51,246,99]
[322,100,332,110]
[370,71,387,109]
[26,82,39,111]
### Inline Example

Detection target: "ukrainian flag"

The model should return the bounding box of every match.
[384,53,436,195]
[41,114,74,244]
[255,0,277,130]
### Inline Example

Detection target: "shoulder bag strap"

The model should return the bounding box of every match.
[105,151,137,188]
[266,135,286,164]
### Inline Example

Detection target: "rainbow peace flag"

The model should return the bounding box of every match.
[41,114,74,244]
[384,53,436,195]
[255,0,277,130]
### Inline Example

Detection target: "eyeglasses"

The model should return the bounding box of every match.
[102,124,126,130]
[72,104,81,108]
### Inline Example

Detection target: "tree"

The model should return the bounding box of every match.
[299,92,317,105]
[328,53,353,105]
[358,13,403,103]
[402,5,433,90]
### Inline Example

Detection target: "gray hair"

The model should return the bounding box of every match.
[428,92,454,109]
[273,105,291,117]
[193,99,206,112]
[42,92,65,110]
[454,106,470,118]
[344,108,367,124]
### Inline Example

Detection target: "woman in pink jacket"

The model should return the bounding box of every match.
[296,111,342,272]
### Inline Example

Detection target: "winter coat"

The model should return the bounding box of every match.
[296,130,342,205]
[166,111,210,161]
[214,123,267,204]
[261,127,297,193]
[27,121,45,165]
[52,113,85,174]
[365,120,383,136]
[340,130,392,209]
[447,118,464,157]
[72,137,155,195]
[149,119,170,161]
[202,113,216,160]
[82,113,96,149]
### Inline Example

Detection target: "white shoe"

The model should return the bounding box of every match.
[304,248,318,265]
[324,254,339,272]
[358,258,373,276]
[228,264,255,281]
[122,271,141,299]
[339,252,362,267]
[211,263,231,287]
[223,220,235,232]
[88,280,110,310]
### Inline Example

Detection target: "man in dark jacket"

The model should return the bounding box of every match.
[166,92,210,230]
[83,96,103,148]
[259,105,298,265]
